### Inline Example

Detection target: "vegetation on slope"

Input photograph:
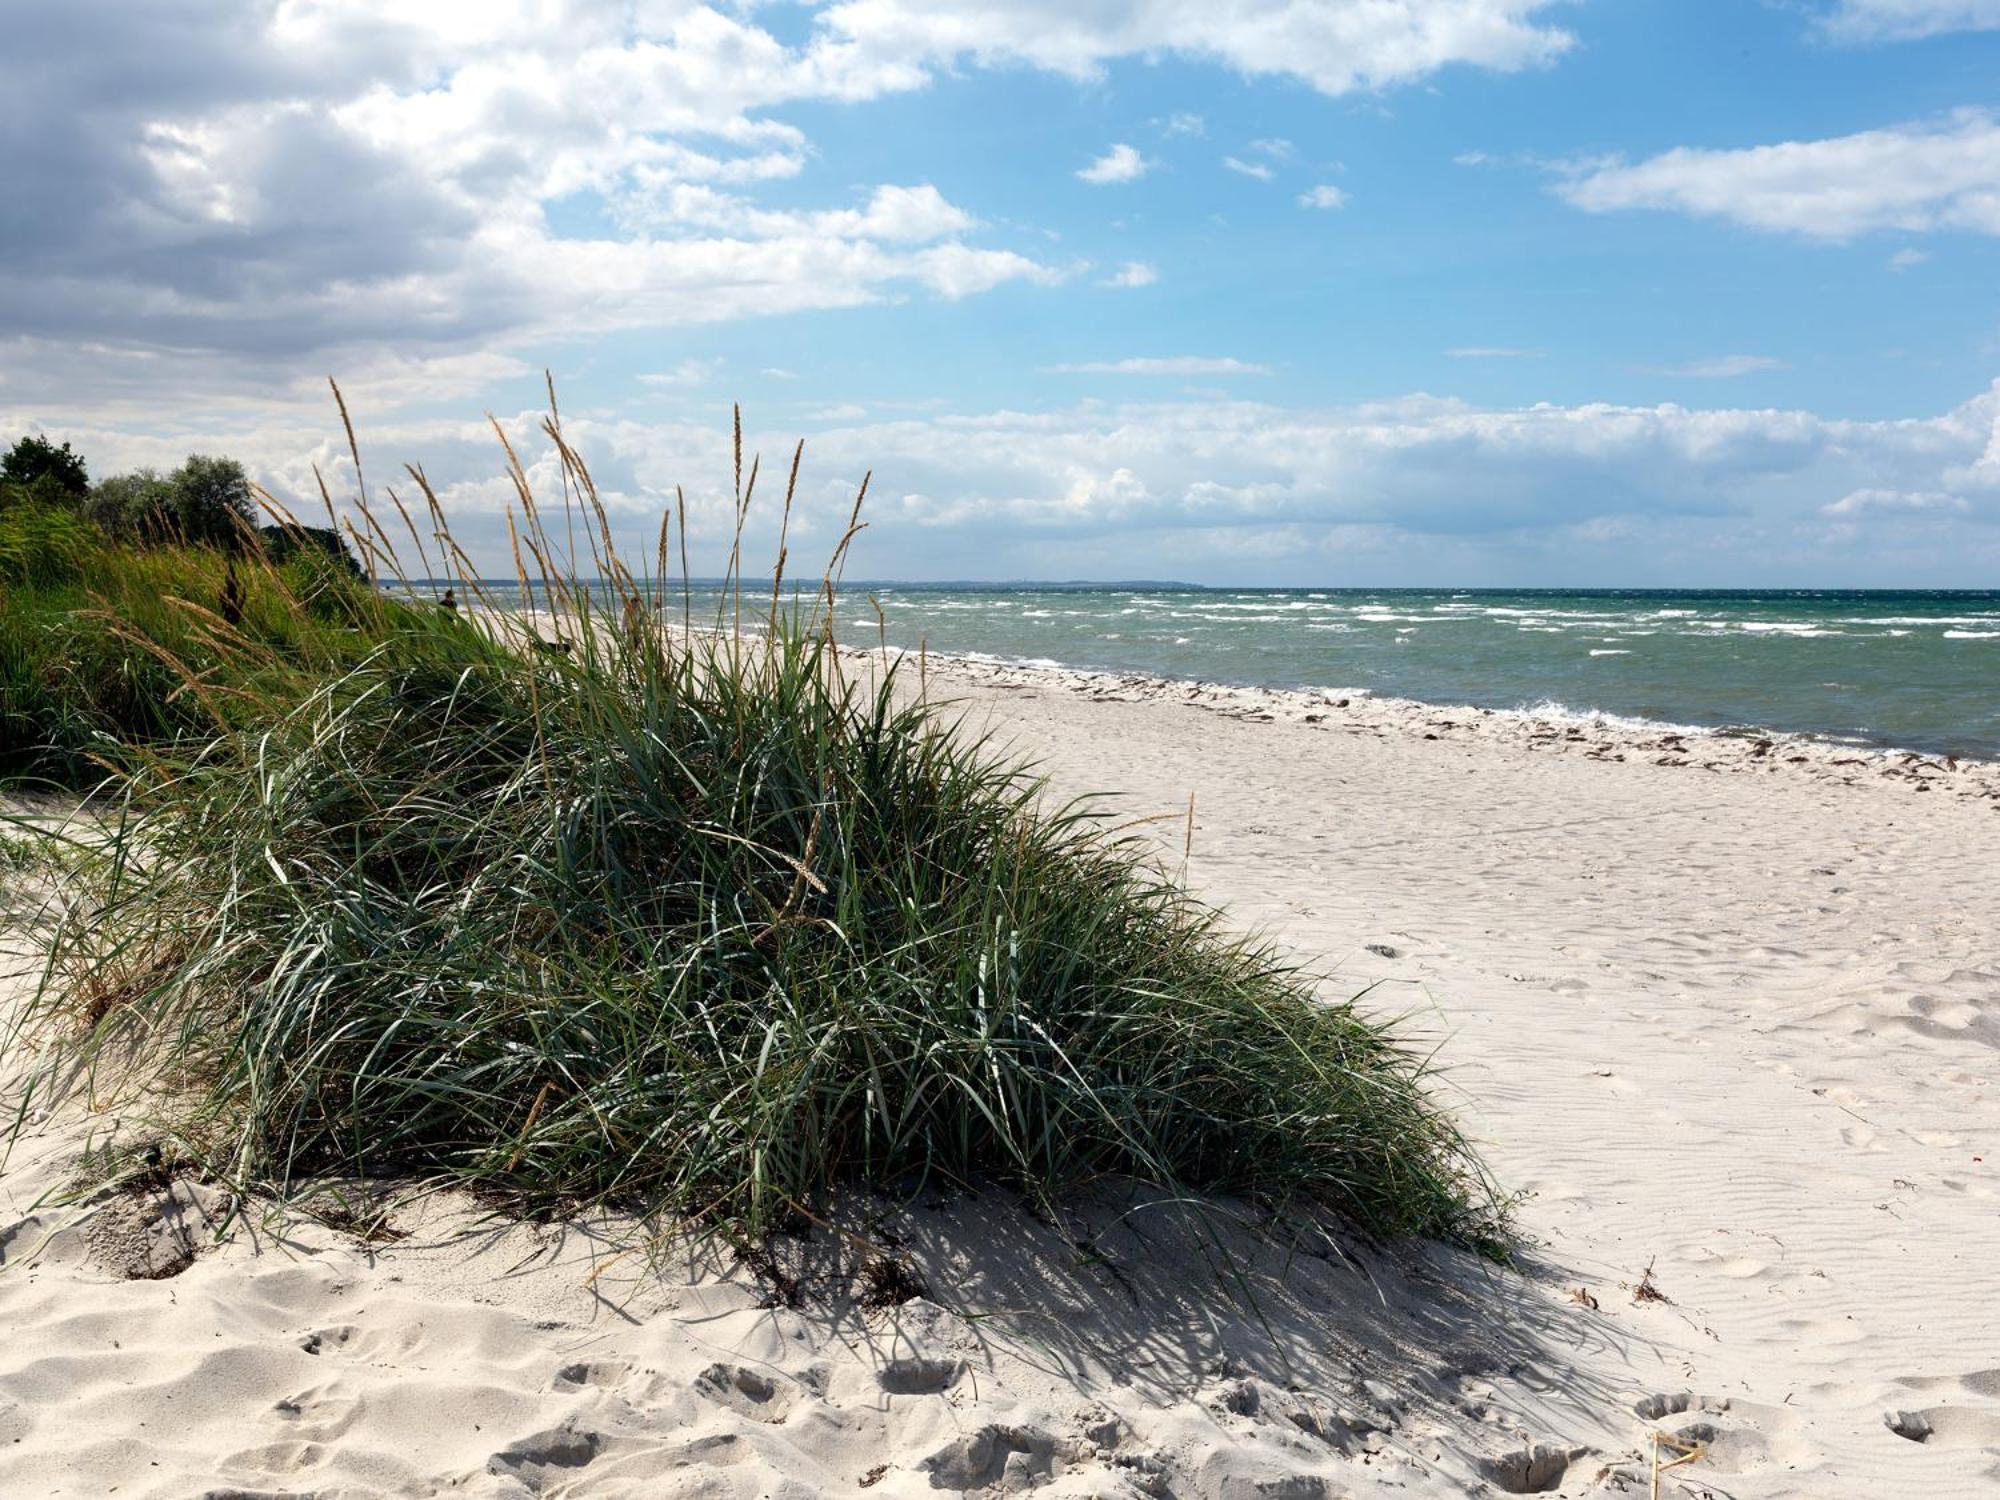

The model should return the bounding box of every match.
[9,404,1505,1257]
[0,441,374,784]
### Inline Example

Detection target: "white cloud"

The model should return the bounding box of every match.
[1818,1,2000,41]
[623,183,977,242]
[1077,143,1150,185]
[17,380,1998,583]
[1047,357,1272,376]
[638,358,725,387]
[0,2,1086,406]
[761,367,800,380]
[1889,246,1932,268]
[1298,184,1349,209]
[0,1,1581,417]
[911,243,1069,298]
[1101,261,1160,288]
[814,1,1576,97]
[1640,355,1790,379]
[1159,111,1206,137]
[1445,345,1545,359]
[1554,109,2000,239]
[1223,156,1275,181]
[1820,487,1969,515]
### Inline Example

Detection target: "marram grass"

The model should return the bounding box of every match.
[0,503,387,785]
[16,399,1505,1255]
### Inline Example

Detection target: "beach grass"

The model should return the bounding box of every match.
[10,400,1505,1256]
[0,503,386,785]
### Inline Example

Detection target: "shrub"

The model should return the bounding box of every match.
[165,454,255,548]
[1,435,88,501]
[83,469,176,539]
[257,521,363,580]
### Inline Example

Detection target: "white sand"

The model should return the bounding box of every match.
[3,659,1996,1498]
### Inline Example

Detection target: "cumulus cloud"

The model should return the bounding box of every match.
[1047,357,1271,375]
[1554,109,2000,239]
[0,1,1588,419]
[24,378,1994,584]
[0,1,1095,404]
[620,183,978,242]
[1817,1,2000,41]
[1077,144,1150,184]
[814,1,1575,97]
[1298,184,1349,209]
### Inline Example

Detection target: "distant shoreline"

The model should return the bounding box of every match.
[471,581,2000,761]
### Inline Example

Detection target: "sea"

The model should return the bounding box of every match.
[478,583,2000,760]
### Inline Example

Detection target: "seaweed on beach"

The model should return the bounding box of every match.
[13,393,1505,1256]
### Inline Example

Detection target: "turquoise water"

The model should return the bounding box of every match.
[482,584,2000,759]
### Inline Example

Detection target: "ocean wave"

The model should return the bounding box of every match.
[1493,698,1715,737]
[1846,615,2000,627]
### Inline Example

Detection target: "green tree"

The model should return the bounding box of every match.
[167,454,254,548]
[1,435,89,505]
[84,470,176,539]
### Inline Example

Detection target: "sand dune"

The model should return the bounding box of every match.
[3,660,1997,1497]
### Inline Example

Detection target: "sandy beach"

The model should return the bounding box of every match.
[3,653,1996,1498]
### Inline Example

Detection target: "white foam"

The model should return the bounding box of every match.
[1847,615,2000,627]
[1497,698,1715,738]
[1735,621,1841,636]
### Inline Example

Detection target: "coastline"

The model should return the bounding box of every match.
[875,641,2000,807]
[3,621,1998,1496]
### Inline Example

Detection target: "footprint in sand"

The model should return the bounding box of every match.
[692,1361,796,1423]
[268,1378,364,1442]
[1476,1443,1596,1494]
[1885,1406,2000,1447]
[211,1438,331,1477]
[1634,1393,1812,1474]
[877,1354,966,1395]
[552,1359,630,1392]
[297,1321,426,1363]
[1840,1123,1886,1152]
[486,1419,606,1485]
[922,1423,1071,1492]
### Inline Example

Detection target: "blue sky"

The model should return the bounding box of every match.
[3,1,1999,584]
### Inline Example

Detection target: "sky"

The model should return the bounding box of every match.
[3,0,1999,586]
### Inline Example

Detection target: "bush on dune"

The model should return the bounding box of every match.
[17,404,1506,1258]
